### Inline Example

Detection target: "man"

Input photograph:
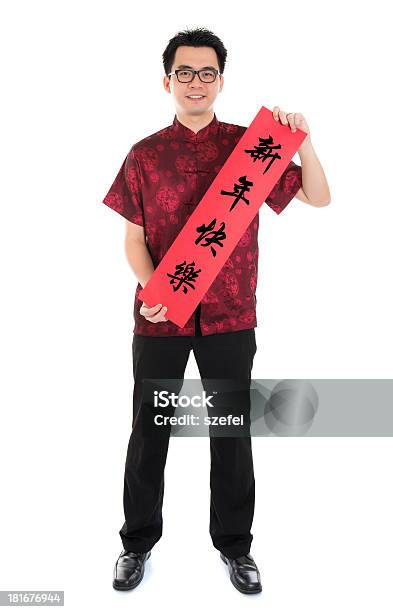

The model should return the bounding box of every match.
[101,27,331,595]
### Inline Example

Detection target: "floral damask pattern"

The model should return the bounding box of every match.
[102,113,302,336]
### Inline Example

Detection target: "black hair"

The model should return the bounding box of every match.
[162,27,227,76]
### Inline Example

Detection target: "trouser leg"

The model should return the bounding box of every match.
[119,334,191,552]
[192,329,257,559]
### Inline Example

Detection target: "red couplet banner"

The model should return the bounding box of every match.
[139,105,307,328]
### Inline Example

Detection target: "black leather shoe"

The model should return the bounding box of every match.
[113,549,151,591]
[220,551,262,594]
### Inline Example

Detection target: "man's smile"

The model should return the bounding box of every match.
[186,94,206,101]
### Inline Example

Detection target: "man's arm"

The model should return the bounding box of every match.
[296,141,331,207]
[124,220,168,322]
[270,106,330,207]
[124,220,154,289]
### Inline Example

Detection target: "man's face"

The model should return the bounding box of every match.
[163,46,224,117]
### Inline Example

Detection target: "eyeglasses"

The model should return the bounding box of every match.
[167,68,221,83]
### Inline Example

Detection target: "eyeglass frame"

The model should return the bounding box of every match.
[167,67,221,83]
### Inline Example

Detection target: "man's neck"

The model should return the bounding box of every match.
[176,110,215,134]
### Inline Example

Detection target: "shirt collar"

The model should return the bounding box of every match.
[171,113,219,142]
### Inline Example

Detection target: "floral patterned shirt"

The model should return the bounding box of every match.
[102,113,302,336]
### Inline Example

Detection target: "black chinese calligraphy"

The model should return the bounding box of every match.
[220,176,253,212]
[195,218,226,257]
[167,260,202,293]
[244,135,282,173]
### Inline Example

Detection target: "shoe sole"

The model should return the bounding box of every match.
[113,551,151,591]
[220,552,262,594]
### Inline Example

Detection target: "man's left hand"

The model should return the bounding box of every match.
[272,106,311,152]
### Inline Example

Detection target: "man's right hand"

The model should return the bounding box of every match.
[140,302,168,323]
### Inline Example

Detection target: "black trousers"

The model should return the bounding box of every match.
[119,306,257,560]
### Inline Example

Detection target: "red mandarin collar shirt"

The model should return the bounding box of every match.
[102,113,302,337]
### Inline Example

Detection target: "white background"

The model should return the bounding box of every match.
[1,0,392,610]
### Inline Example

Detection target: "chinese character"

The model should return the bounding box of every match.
[220,175,253,212]
[167,260,202,293]
[244,135,282,173]
[195,218,226,257]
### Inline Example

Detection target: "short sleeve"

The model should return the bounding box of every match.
[101,147,144,226]
[265,160,302,215]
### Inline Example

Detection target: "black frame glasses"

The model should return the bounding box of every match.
[167,68,221,83]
